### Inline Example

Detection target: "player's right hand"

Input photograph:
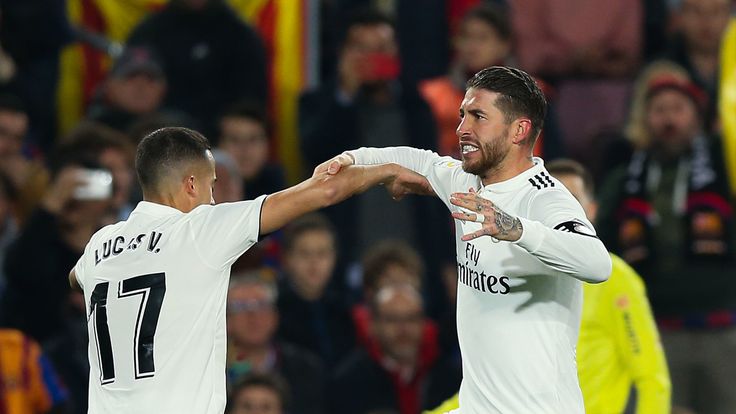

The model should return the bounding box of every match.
[313,152,355,177]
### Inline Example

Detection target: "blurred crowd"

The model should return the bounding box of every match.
[0,0,735,413]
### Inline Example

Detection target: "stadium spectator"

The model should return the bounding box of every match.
[1,146,115,343]
[226,271,325,414]
[511,0,643,162]
[512,0,642,79]
[597,76,736,414]
[0,329,68,414]
[660,0,731,130]
[217,102,285,199]
[0,0,73,150]
[331,284,459,414]
[0,94,49,225]
[596,60,692,180]
[299,8,451,294]
[126,0,267,136]
[227,372,289,414]
[547,159,671,414]
[87,47,167,133]
[276,213,355,368]
[62,122,137,220]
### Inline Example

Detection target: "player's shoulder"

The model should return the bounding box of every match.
[429,157,480,189]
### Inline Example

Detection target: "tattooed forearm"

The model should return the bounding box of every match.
[493,206,523,241]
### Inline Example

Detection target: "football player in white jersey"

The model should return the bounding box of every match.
[68,126,427,414]
[317,66,613,413]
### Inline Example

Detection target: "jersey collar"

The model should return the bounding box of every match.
[480,157,545,194]
[131,201,184,217]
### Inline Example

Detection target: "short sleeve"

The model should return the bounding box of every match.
[188,195,267,268]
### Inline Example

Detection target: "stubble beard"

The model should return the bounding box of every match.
[461,129,512,178]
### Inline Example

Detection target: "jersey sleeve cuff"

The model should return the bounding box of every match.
[512,217,545,252]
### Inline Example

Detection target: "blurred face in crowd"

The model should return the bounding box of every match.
[369,263,421,301]
[106,72,166,115]
[555,174,597,222]
[371,286,424,365]
[99,147,134,210]
[0,109,28,159]
[227,283,278,349]
[457,88,514,177]
[341,23,399,85]
[456,17,510,73]
[214,161,244,203]
[645,89,700,159]
[220,116,269,181]
[229,386,282,414]
[284,229,336,300]
[678,0,731,54]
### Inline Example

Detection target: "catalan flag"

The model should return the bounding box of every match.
[720,17,736,195]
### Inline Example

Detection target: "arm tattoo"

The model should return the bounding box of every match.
[493,206,522,239]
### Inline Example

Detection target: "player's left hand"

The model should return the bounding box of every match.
[450,189,523,242]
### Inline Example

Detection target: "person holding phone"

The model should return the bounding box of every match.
[299,8,452,298]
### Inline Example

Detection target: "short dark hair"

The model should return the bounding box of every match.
[341,8,395,45]
[362,240,423,293]
[545,158,594,198]
[227,372,290,414]
[466,66,547,145]
[64,121,134,160]
[462,4,511,41]
[135,127,211,193]
[219,100,269,136]
[282,213,336,252]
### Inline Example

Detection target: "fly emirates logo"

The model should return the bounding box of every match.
[457,243,510,295]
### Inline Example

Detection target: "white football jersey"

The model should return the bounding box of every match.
[350,147,611,414]
[74,197,265,414]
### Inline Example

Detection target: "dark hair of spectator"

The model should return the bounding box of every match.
[282,213,336,253]
[135,127,211,193]
[64,121,135,160]
[226,372,290,413]
[0,93,26,114]
[546,158,595,198]
[219,100,270,137]
[362,240,423,293]
[466,66,547,146]
[340,8,395,46]
[461,4,511,41]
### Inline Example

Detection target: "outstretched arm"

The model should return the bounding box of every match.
[260,164,402,235]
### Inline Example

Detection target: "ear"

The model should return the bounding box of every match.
[184,174,197,198]
[512,118,534,145]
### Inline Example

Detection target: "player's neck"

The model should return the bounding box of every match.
[143,191,188,213]
[480,152,534,186]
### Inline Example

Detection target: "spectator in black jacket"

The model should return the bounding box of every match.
[126,0,267,136]
[276,213,355,368]
[227,372,290,414]
[331,284,460,414]
[299,9,452,303]
[227,271,325,414]
[87,47,168,134]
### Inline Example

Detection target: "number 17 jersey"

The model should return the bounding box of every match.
[74,198,265,414]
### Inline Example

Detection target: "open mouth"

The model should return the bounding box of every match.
[461,143,480,155]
